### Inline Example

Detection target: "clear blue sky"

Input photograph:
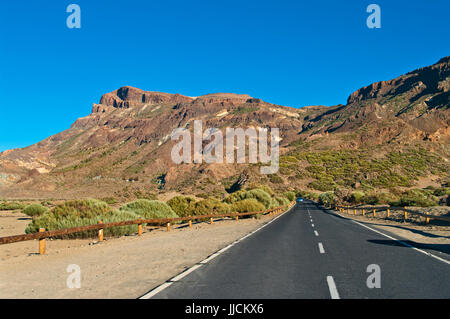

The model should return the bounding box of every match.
[0,0,449,152]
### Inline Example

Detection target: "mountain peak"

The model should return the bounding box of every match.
[99,86,193,109]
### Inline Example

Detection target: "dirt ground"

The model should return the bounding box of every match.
[0,210,279,299]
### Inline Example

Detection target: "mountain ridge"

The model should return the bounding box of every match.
[0,56,448,200]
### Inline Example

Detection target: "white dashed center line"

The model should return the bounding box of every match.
[318,242,325,254]
[314,230,319,237]
[326,276,340,299]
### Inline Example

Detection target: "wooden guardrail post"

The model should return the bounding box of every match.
[387,209,390,217]
[404,207,408,221]
[188,218,192,228]
[235,213,239,221]
[354,209,356,215]
[39,228,46,255]
[362,209,365,216]
[373,209,376,217]
[98,221,104,242]
[167,223,171,231]
[426,212,430,224]
[138,218,143,236]
[210,217,214,225]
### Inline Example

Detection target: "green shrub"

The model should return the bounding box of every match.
[167,196,196,217]
[232,199,265,213]
[373,192,399,205]
[224,189,272,209]
[186,198,232,217]
[22,204,49,218]
[274,196,289,206]
[363,194,380,205]
[350,191,365,204]
[52,199,113,219]
[249,185,275,196]
[318,192,336,206]
[269,174,283,184]
[25,209,140,238]
[120,199,178,219]
[0,202,25,211]
[433,187,450,196]
[284,191,296,202]
[133,190,157,200]
[101,197,118,205]
[308,179,336,192]
[392,189,438,207]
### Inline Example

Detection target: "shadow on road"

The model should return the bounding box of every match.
[367,239,450,256]
[364,222,450,240]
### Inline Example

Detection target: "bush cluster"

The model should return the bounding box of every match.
[224,189,273,209]
[22,204,49,218]
[186,198,232,217]
[22,185,295,239]
[25,199,141,238]
[331,188,441,207]
[167,196,196,217]
[25,199,179,238]
[0,202,25,211]
[120,199,178,219]
[231,199,265,213]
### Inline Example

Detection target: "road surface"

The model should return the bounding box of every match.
[142,200,450,299]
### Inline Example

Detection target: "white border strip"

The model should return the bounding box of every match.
[140,282,173,299]
[138,204,296,299]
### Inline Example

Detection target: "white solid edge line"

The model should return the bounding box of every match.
[326,276,340,299]
[318,242,325,254]
[332,210,450,266]
[170,264,203,282]
[351,218,450,265]
[140,282,173,299]
[139,204,295,299]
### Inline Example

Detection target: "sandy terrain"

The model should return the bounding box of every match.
[0,211,279,299]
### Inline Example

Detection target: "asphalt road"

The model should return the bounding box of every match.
[145,200,450,299]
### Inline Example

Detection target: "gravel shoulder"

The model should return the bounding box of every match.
[0,211,278,299]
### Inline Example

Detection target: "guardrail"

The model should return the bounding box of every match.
[330,204,450,224]
[0,201,295,255]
